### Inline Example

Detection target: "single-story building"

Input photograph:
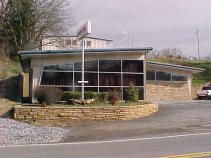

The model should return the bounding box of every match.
[18,48,204,102]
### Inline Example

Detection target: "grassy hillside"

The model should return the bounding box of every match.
[0,60,21,104]
[149,58,211,85]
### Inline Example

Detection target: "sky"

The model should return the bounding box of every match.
[70,0,211,57]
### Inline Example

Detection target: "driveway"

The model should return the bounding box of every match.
[65,100,211,142]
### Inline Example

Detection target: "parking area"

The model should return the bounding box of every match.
[66,100,211,142]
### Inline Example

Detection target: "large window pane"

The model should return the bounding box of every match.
[146,70,155,80]
[122,60,143,73]
[43,64,73,71]
[68,63,74,71]
[41,72,73,85]
[85,87,98,92]
[172,74,187,81]
[74,72,81,86]
[85,60,98,71]
[85,73,98,86]
[123,74,143,86]
[74,62,81,71]
[74,72,98,86]
[99,73,121,86]
[156,71,171,81]
[74,87,98,92]
[99,60,121,72]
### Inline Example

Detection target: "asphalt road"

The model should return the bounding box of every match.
[1,100,211,158]
[1,132,211,158]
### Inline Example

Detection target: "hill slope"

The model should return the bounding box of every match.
[0,60,21,104]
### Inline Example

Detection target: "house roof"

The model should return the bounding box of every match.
[146,61,205,73]
[18,47,153,56]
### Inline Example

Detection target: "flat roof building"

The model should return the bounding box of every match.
[41,36,113,50]
[18,48,204,103]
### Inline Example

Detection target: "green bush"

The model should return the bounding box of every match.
[62,92,81,101]
[84,91,99,100]
[124,83,139,102]
[62,91,109,103]
[35,87,63,106]
[99,92,108,102]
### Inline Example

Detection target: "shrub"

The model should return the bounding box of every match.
[62,91,109,103]
[108,90,119,105]
[124,82,139,102]
[62,92,81,101]
[35,87,63,106]
[99,92,108,102]
[84,92,99,100]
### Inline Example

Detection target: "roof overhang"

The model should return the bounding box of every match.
[18,47,153,72]
[146,61,205,73]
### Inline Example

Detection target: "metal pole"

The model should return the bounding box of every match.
[82,38,85,101]
[196,30,200,60]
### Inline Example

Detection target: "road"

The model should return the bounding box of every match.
[1,100,211,158]
[1,132,211,158]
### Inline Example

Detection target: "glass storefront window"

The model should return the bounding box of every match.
[99,60,121,72]
[41,72,73,85]
[85,73,98,86]
[85,60,98,72]
[123,74,143,86]
[74,62,81,71]
[74,72,81,86]
[99,73,121,86]
[146,70,155,80]
[122,60,143,73]
[41,59,145,101]
[74,72,98,86]
[172,74,187,81]
[156,71,171,81]
[43,64,73,71]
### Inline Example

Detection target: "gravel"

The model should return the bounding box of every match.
[0,118,69,146]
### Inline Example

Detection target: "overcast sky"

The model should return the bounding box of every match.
[70,0,211,57]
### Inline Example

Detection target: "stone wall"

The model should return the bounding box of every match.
[146,81,191,101]
[14,104,158,122]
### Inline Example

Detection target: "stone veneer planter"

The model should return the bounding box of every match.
[14,104,159,122]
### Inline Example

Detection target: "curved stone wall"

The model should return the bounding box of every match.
[14,104,158,122]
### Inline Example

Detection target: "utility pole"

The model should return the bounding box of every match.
[196,30,200,60]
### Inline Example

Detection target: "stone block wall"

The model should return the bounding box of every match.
[14,104,158,122]
[146,81,190,101]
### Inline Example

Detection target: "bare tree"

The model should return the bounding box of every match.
[0,0,74,58]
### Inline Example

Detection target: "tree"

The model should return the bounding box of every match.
[0,0,73,59]
[0,0,9,60]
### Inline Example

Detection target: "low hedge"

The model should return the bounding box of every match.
[62,91,108,102]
